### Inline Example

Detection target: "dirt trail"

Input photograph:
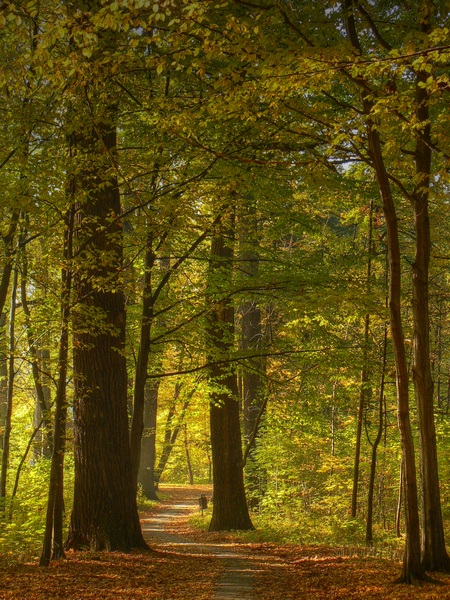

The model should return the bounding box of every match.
[139,486,450,600]
[141,485,268,599]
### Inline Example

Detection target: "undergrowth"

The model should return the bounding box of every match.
[0,457,74,561]
[188,507,404,560]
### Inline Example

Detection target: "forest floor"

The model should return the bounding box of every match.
[1,485,450,599]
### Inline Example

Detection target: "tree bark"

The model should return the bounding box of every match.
[0,313,7,450]
[411,3,450,570]
[396,459,404,538]
[0,211,19,318]
[65,75,146,551]
[207,217,253,532]
[239,202,266,443]
[0,212,20,452]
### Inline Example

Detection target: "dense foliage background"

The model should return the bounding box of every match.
[0,0,449,573]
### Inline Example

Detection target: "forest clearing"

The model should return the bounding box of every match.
[1,0,450,595]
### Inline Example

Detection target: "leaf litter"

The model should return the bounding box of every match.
[1,485,450,599]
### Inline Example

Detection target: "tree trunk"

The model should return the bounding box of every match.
[154,384,179,488]
[65,77,146,551]
[352,199,374,518]
[154,379,194,486]
[132,200,221,496]
[396,459,404,538]
[368,124,424,583]
[239,201,266,443]
[410,1,450,572]
[366,326,387,547]
[0,266,18,501]
[131,229,157,496]
[0,313,7,451]
[412,187,450,571]
[207,218,253,532]
[137,381,159,501]
[0,212,19,453]
[343,0,425,581]
[0,211,19,317]
[184,423,194,485]
[20,240,53,456]
[40,206,74,566]
[239,200,267,508]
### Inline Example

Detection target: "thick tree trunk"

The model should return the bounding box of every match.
[65,94,146,551]
[412,193,449,571]
[209,370,254,531]
[67,195,146,550]
[207,221,253,532]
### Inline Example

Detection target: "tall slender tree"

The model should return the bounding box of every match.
[0,265,18,502]
[410,0,450,572]
[342,0,425,582]
[40,204,75,566]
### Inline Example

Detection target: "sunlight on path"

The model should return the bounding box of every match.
[141,486,256,599]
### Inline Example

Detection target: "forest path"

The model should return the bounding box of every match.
[2,485,449,599]
[140,485,450,600]
[140,484,272,599]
